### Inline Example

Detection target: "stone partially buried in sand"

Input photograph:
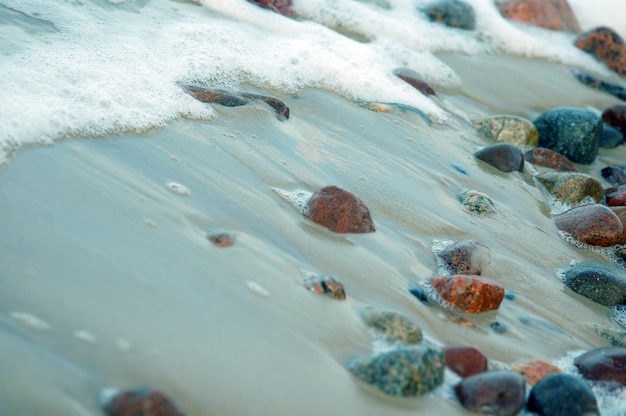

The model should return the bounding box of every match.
[524,148,579,172]
[457,190,496,216]
[474,143,524,172]
[454,370,526,416]
[393,68,436,96]
[436,239,491,275]
[472,115,538,147]
[574,347,626,385]
[362,309,423,344]
[303,275,346,300]
[431,275,505,314]
[526,373,599,416]
[555,204,624,247]
[102,388,185,416]
[423,0,476,30]
[306,186,375,233]
[534,171,603,206]
[575,27,626,78]
[497,0,581,33]
[563,261,626,306]
[247,0,293,16]
[443,346,488,378]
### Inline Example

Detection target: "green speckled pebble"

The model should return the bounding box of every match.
[473,115,539,147]
[362,310,423,344]
[458,190,496,216]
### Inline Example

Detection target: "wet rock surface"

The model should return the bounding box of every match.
[601,166,626,186]
[556,204,624,247]
[431,275,505,314]
[443,346,488,378]
[423,0,476,30]
[454,370,526,416]
[474,143,524,172]
[362,309,423,344]
[511,359,562,386]
[535,171,603,205]
[303,274,347,300]
[602,104,626,138]
[472,115,538,147]
[574,347,626,385]
[563,261,626,306]
[524,148,579,172]
[526,373,599,416]
[497,0,580,32]
[605,185,626,207]
[572,70,626,101]
[247,0,293,16]
[436,239,491,275]
[575,27,626,78]
[102,388,185,416]
[393,68,436,96]
[306,186,375,233]
[457,190,496,216]
[600,124,625,148]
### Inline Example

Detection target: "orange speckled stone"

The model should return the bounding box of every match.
[556,204,625,247]
[511,359,562,386]
[303,275,346,300]
[393,68,436,96]
[575,27,626,78]
[247,0,293,16]
[306,186,375,233]
[498,0,581,33]
[103,388,184,416]
[207,232,236,247]
[524,148,579,172]
[431,275,505,314]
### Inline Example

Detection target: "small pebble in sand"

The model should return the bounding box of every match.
[10,311,52,331]
[101,387,185,416]
[166,182,190,196]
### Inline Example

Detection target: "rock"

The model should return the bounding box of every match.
[303,274,346,300]
[563,261,626,306]
[306,186,375,233]
[423,0,476,30]
[362,309,423,344]
[102,388,185,416]
[497,0,581,33]
[431,275,505,314]
[393,68,436,96]
[524,148,579,172]
[556,204,624,247]
[454,370,526,416]
[526,373,599,416]
[443,346,488,378]
[575,27,626,78]
[457,190,496,216]
[474,143,524,172]
[534,172,603,205]
[572,70,626,101]
[602,104,626,138]
[533,107,601,164]
[575,347,626,385]
[611,207,626,243]
[605,185,626,206]
[510,359,562,386]
[600,124,625,148]
[207,231,236,247]
[601,166,626,186]
[408,285,429,304]
[589,323,626,347]
[348,346,445,397]
[436,239,491,275]
[247,0,293,16]
[472,115,539,147]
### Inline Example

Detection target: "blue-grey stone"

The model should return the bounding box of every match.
[563,261,626,306]
[600,124,624,148]
[526,373,599,416]
[423,0,476,30]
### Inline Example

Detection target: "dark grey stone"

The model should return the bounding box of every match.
[563,261,626,306]
[600,124,625,148]
[526,373,599,416]
[423,0,476,30]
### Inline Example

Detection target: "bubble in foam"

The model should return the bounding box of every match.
[10,311,52,331]
[612,306,626,329]
[272,187,312,216]
[166,182,190,196]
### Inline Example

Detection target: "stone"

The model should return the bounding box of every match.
[362,309,423,344]
[436,239,491,275]
[510,359,562,386]
[408,285,429,304]
[524,148,579,172]
[303,275,346,300]
[572,70,626,101]
[348,346,445,397]
[457,190,496,216]
[431,275,505,314]
[472,115,539,147]
[534,172,603,205]
[306,186,375,233]
[556,204,624,247]
[102,388,185,416]
[563,261,626,306]
[423,0,476,30]
[589,323,626,347]
[605,185,626,206]
[600,124,625,148]
[247,0,293,16]
[443,346,488,378]
[533,107,601,164]
[575,347,626,385]
[526,373,599,416]
[497,0,581,33]
[601,166,626,186]
[474,143,524,172]
[393,68,436,96]
[575,27,626,78]
[207,231,236,247]
[610,207,626,243]
[454,370,526,416]
[602,104,626,138]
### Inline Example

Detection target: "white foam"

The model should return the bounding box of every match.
[10,311,52,331]
[246,281,270,298]
[166,182,190,196]
[272,188,313,216]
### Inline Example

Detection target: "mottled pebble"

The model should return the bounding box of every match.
[472,115,538,147]
[526,373,599,416]
[510,359,562,386]
[572,70,626,101]
[348,346,445,397]
[602,104,626,138]
[474,143,524,172]
[423,0,476,30]
[524,148,579,172]
[605,185,626,207]
[575,27,626,78]
[497,0,580,32]
[247,0,293,16]
[454,370,526,416]
[534,171,603,206]
[101,388,185,416]
[575,347,626,385]
[601,166,626,186]
[207,231,236,247]
[306,186,375,233]
[431,275,505,314]
[436,239,491,275]
[457,190,496,216]
[563,261,626,306]
[393,68,436,96]
[303,274,346,300]
[443,346,488,378]
[362,309,423,344]
[556,204,624,247]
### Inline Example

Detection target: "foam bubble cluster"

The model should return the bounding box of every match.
[272,188,313,215]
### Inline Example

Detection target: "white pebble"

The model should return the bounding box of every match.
[74,330,97,344]
[246,281,270,297]
[10,312,52,331]
[166,182,190,196]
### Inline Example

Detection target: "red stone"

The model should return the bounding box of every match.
[524,148,579,172]
[511,359,562,386]
[454,370,526,416]
[443,346,488,378]
[575,27,626,78]
[207,232,236,247]
[555,204,624,247]
[606,186,626,207]
[603,104,626,138]
[103,388,184,416]
[431,275,505,314]
[574,347,626,385]
[474,143,524,172]
[306,186,375,233]
[498,0,581,33]
[247,0,293,16]
[393,68,436,96]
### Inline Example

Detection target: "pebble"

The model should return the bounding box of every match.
[534,171,603,206]
[101,388,185,416]
[574,347,626,385]
[10,311,52,331]
[207,231,236,247]
[533,107,601,164]
[443,346,488,378]
[306,186,375,233]
[589,323,626,347]
[474,143,524,172]
[605,185,626,206]
[348,346,445,397]
[600,124,625,148]
[303,274,346,300]
[510,359,562,386]
[524,148,579,172]
[526,373,599,416]
[575,27,626,78]
[436,239,491,275]
[166,182,190,196]
[472,115,539,147]
[454,370,526,416]
[457,190,496,216]
[497,0,581,33]
[555,204,624,247]
[422,0,476,30]
[601,166,626,186]
[562,261,626,306]
[362,309,423,344]
[246,0,293,16]
[572,70,626,101]
[392,67,436,96]
[602,104,626,138]
[431,275,505,314]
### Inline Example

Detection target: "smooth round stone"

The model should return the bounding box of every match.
[348,346,445,397]
[511,359,562,386]
[533,107,601,164]
[526,373,599,416]
[306,185,375,233]
[497,0,581,33]
[575,347,626,385]
[474,143,524,172]
[600,124,625,148]
[575,27,626,78]
[423,0,476,30]
[431,275,505,314]
[246,0,293,16]
[535,171,603,205]
[563,261,626,306]
[472,115,538,147]
[437,239,491,275]
[556,204,624,247]
[601,166,626,186]
[393,67,436,96]
[603,104,626,138]
[605,185,626,206]
[524,148,578,172]
[454,370,525,416]
[443,346,488,378]
[457,190,496,216]
[102,388,185,416]
[362,309,423,344]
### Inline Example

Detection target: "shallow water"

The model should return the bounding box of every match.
[2,0,626,415]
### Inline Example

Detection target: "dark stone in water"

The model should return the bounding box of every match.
[247,0,293,16]
[575,27,626,78]
[524,148,579,172]
[497,0,581,33]
[102,388,185,416]
[605,185,626,206]
[393,68,436,96]
[533,107,601,164]
[555,204,624,247]
[423,0,476,30]
[572,70,626,101]
[563,261,626,306]
[600,124,625,148]
[601,166,626,186]
[603,104,626,138]
[207,231,236,247]
[408,285,429,304]
[454,370,526,416]
[575,347,626,385]
[306,186,375,233]
[474,143,524,172]
[443,346,488,378]
[437,239,491,275]
[526,373,599,416]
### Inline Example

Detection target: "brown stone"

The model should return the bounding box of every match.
[303,275,346,300]
[102,388,184,416]
[511,359,562,386]
[555,204,624,247]
[498,0,581,33]
[431,275,505,314]
[207,232,236,247]
[306,186,375,233]
[535,172,603,205]
[393,68,436,96]
[443,346,488,378]
[454,370,526,416]
[437,239,491,275]
[575,27,626,78]
[574,347,626,385]
[474,143,524,172]
[611,207,626,243]
[602,104,626,138]
[247,0,293,16]
[605,186,626,207]
[524,148,579,172]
